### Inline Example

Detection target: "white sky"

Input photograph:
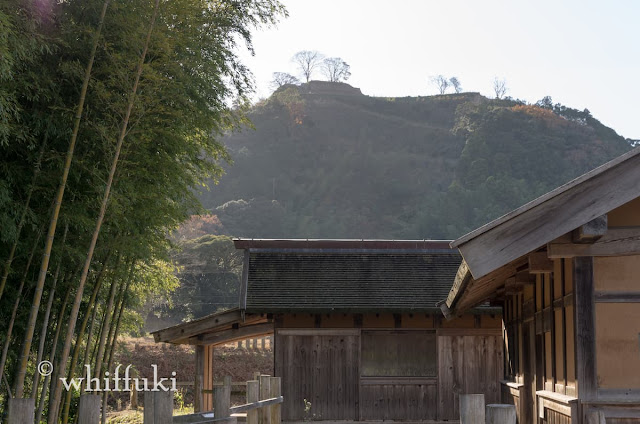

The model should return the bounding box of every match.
[237,0,640,139]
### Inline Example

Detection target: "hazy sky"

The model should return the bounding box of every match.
[237,0,640,139]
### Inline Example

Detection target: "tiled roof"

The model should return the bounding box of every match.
[244,250,462,313]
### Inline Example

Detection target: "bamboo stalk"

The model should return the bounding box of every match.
[39,287,71,423]
[0,230,42,387]
[92,266,120,379]
[13,0,112,399]
[101,265,132,424]
[0,134,48,302]
[48,1,160,420]
[32,224,68,406]
[60,251,112,424]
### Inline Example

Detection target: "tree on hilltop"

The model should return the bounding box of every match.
[449,77,462,93]
[493,77,508,99]
[270,72,300,89]
[292,50,324,82]
[322,57,351,82]
[430,75,450,94]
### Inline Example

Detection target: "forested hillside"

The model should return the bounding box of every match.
[199,81,632,240]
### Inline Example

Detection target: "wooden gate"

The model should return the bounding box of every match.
[275,329,359,421]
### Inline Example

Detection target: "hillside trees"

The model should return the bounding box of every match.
[0,0,285,420]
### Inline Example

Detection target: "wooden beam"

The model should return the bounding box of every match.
[197,322,274,346]
[453,147,640,279]
[573,257,596,400]
[515,271,536,285]
[438,301,453,321]
[152,309,243,343]
[572,214,607,243]
[445,259,471,308]
[528,252,553,274]
[548,227,640,258]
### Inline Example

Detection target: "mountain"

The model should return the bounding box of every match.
[197,81,632,240]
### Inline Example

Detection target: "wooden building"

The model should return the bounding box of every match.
[153,239,503,421]
[441,147,640,424]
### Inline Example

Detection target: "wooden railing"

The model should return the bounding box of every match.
[158,375,282,424]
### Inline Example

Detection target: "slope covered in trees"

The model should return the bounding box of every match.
[198,82,632,240]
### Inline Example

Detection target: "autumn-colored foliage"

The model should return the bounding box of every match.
[173,215,224,241]
[511,105,570,129]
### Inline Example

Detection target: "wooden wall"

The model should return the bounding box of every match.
[593,256,640,391]
[274,313,503,421]
[502,259,577,424]
[275,329,359,421]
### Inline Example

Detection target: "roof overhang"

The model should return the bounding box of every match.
[444,146,640,315]
[151,308,272,345]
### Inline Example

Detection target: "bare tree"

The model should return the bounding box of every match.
[449,77,462,93]
[430,75,450,94]
[292,50,324,82]
[321,57,351,82]
[493,77,508,99]
[270,72,300,89]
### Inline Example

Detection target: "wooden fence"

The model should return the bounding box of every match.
[145,374,282,424]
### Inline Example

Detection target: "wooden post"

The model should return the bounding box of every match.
[252,338,258,351]
[77,394,101,424]
[260,337,265,350]
[214,375,232,418]
[586,409,606,424]
[143,390,173,424]
[269,377,281,424]
[259,375,271,424]
[247,380,259,424]
[7,398,35,424]
[460,394,485,424]
[486,404,516,424]
[574,257,596,400]
[237,341,242,349]
[253,371,261,381]
[195,345,204,412]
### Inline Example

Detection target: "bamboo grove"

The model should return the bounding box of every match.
[0,0,286,421]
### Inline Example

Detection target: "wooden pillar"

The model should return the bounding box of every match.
[586,409,606,424]
[195,344,204,412]
[252,338,258,351]
[260,337,266,350]
[574,256,596,399]
[247,380,259,424]
[77,394,101,424]
[269,377,281,424]
[203,345,214,411]
[7,398,35,424]
[143,390,173,424]
[259,375,271,424]
[214,375,231,418]
[486,404,516,424]
[459,394,485,424]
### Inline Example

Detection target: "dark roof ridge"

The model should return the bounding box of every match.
[234,238,453,251]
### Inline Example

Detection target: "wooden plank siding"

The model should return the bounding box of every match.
[359,382,437,420]
[437,331,503,420]
[275,330,359,421]
[274,314,503,422]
